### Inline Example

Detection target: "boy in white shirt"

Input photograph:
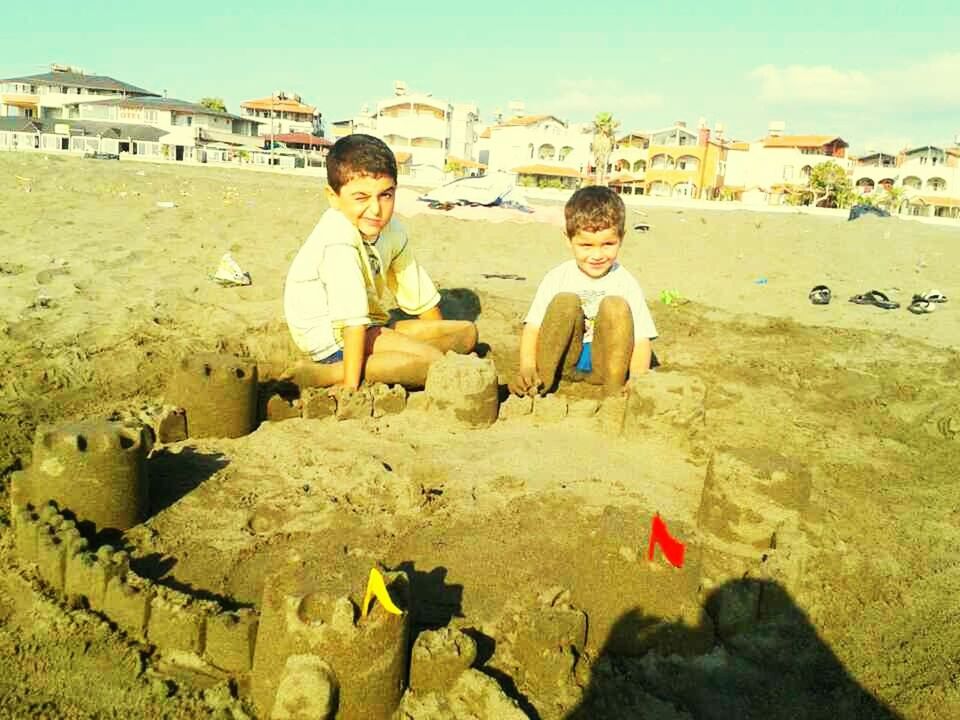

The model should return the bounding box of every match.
[283,134,477,390]
[509,186,657,398]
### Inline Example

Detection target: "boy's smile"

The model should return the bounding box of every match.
[327,174,397,240]
[569,227,622,278]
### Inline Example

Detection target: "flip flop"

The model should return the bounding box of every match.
[809,285,831,305]
[919,290,948,304]
[849,290,900,310]
[908,298,936,314]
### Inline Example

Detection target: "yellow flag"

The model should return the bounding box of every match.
[361,568,403,619]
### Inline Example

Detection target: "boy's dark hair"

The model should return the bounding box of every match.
[326,134,398,193]
[564,185,626,238]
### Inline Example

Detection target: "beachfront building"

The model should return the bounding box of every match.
[0,65,158,120]
[484,113,591,186]
[0,90,270,165]
[643,121,725,199]
[608,132,649,195]
[240,92,321,137]
[330,83,481,184]
[722,124,849,204]
[896,145,960,218]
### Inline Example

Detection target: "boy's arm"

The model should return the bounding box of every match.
[629,337,653,377]
[386,238,441,316]
[340,325,367,390]
[509,323,543,396]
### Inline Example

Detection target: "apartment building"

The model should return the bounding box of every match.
[240,92,321,137]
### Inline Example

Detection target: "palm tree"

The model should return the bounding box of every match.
[591,112,619,186]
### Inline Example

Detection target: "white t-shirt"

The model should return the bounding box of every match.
[524,260,657,343]
[283,209,440,360]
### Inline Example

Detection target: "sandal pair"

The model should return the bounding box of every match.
[908,289,949,315]
[849,290,899,310]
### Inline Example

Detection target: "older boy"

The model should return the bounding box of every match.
[509,186,656,398]
[283,134,477,389]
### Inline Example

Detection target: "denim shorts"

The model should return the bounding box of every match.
[317,349,344,364]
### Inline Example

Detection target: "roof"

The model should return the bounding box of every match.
[0,70,158,96]
[272,133,331,148]
[485,115,567,134]
[446,156,486,168]
[762,135,847,149]
[0,116,164,141]
[608,173,643,185]
[240,96,317,114]
[512,164,580,178]
[72,96,250,122]
[617,132,648,144]
[910,195,960,207]
[727,141,750,151]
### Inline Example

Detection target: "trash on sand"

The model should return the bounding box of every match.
[156,201,176,209]
[754,277,768,285]
[361,567,403,619]
[647,514,685,568]
[211,252,252,286]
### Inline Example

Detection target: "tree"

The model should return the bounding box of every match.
[875,185,906,214]
[199,97,227,113]
[807,161,855,208]
[591,112,620,186]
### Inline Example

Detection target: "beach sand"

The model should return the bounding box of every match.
[1,152,958,719]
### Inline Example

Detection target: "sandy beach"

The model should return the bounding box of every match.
[1,152,959,719]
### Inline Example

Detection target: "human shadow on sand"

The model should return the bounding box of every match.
[146,447,229,516]
[565,578,902,720]
[389,287,483,323]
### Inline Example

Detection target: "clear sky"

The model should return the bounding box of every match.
[2,0,958,152]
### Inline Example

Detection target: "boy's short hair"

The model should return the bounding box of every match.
[326,134,398,193]
[564,185,626,238]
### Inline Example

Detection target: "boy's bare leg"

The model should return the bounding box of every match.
[537,293,585,393]
[283,326,443,388]
[392,319,478,354]
[589,296,634,396]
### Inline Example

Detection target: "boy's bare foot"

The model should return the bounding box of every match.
[280,359,342,388]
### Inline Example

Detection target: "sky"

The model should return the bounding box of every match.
[2,0,958,153]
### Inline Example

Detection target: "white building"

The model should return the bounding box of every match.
[484,114,592,178]
[0,65,157,120]
[724,123,850,204]
[240,92,321,137]
[851,144,960,218]
[0,90,272,166]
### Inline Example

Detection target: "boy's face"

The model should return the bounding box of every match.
[568,226,622,278]
[326,174,397,239]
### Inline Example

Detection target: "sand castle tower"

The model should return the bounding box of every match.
[11,420,149,532]
[424,352,499,428]
[166,353,258,439]
[250,561,411,720]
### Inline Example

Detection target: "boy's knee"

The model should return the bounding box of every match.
[598,295,631,320]
[550,292,581,312]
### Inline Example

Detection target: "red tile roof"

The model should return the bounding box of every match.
[241,96,316,114]
[272,133,331,148]
[762,135,847,149]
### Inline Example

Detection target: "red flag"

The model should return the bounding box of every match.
[647,514,685,568]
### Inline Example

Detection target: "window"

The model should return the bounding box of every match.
[783,165,794,180]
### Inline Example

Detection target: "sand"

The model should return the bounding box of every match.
[1,152,959,719]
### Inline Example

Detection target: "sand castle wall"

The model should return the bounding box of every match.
[166,353,258,439]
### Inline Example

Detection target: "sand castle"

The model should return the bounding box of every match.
[5,349,814,718]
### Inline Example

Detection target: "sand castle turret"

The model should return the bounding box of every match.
[424,352,499,428]
[11,421,149,532]
[251,564,411,720]
[166,353,258,438]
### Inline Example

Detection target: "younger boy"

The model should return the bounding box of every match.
[509,186,656,397]
[283,134,477,390]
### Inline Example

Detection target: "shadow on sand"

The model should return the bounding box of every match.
[564,578,902,720]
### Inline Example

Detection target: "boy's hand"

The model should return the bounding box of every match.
[509,366,543,397]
